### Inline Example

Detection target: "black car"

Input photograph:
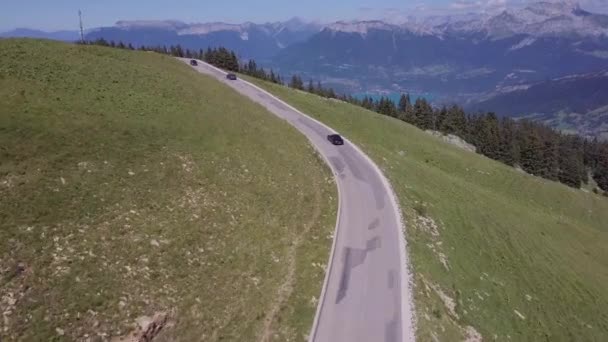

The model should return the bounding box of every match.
[226,73,237,80]
[190,59,198,66]
[327,134,344,145]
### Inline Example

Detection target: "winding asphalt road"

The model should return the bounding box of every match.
[181,58,415,342]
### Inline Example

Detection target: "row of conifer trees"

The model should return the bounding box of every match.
[82,39,608,193]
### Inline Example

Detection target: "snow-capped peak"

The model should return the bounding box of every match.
[435,1,608,38]
[112,2,607,41]
[524,1,582,17]
[178,22,244,35]
[115,20,188,31]
[326,21,397,35]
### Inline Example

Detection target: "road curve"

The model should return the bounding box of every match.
[181,58,416,342]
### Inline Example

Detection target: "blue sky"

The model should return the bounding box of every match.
[2,0,607,31]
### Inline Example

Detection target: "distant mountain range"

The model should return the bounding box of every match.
[0,28,80,41]
[2,1,608,137]
[271,1,608,138]
[417,1,608,38]
[84,18,321,61]
[274,1,608,94]
[1,18,321,61]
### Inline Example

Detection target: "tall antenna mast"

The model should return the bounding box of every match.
[78,10,85,43]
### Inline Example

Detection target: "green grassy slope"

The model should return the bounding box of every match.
[0,39,336,341]
[247,77,608,341]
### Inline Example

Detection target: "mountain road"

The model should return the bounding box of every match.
[181,58,415,342]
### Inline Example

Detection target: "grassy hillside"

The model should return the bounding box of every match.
[248,77,608,341]
[0,39,336,341]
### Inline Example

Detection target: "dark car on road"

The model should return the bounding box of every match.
[226,73,237,80]
[327,134,344,145]
[190,59,198,66]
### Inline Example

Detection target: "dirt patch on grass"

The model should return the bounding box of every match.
[425,130,477,153]
[112,312,172,342]
[416,215,440,237]
[419,275,483,341]
[427,281,458,320]
[464,325,483,342]
[414,212,450,271]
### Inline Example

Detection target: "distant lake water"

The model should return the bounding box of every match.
[352,92,436,104]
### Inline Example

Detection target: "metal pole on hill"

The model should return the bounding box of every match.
[79,10,85,43]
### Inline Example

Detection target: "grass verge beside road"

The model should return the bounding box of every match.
[0,39,336,341]
[247,76,608,341]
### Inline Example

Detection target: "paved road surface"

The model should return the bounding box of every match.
[181,59,415,342]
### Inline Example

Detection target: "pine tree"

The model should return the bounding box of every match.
[308,79,315,93]
[289,75,296,89]
[175,44,184,57]
[540,137,559,181]
[375,97,384,114]
[247,59,257,74]
[94,38,109,46]
[204,47,212,62]
[203,48,211,63]
[404,106,415,124]
[466,114,480,143]
[518,121,544,176]
[289,75,304,90]
[413,98,434,130]
[218,47,229,69]
[593,143,608,191]
[388,97,398,117]
[398,94,410,112]
[229,51,239,72]
[361,96,374,110]
[583,138,601,170]
[573,136,588,185]
[442,105,467,136]
[476,113,501,160]
[397,94,413,122]
[435,106,448,132]
[497,117,519,166]
[558,136,584,188]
